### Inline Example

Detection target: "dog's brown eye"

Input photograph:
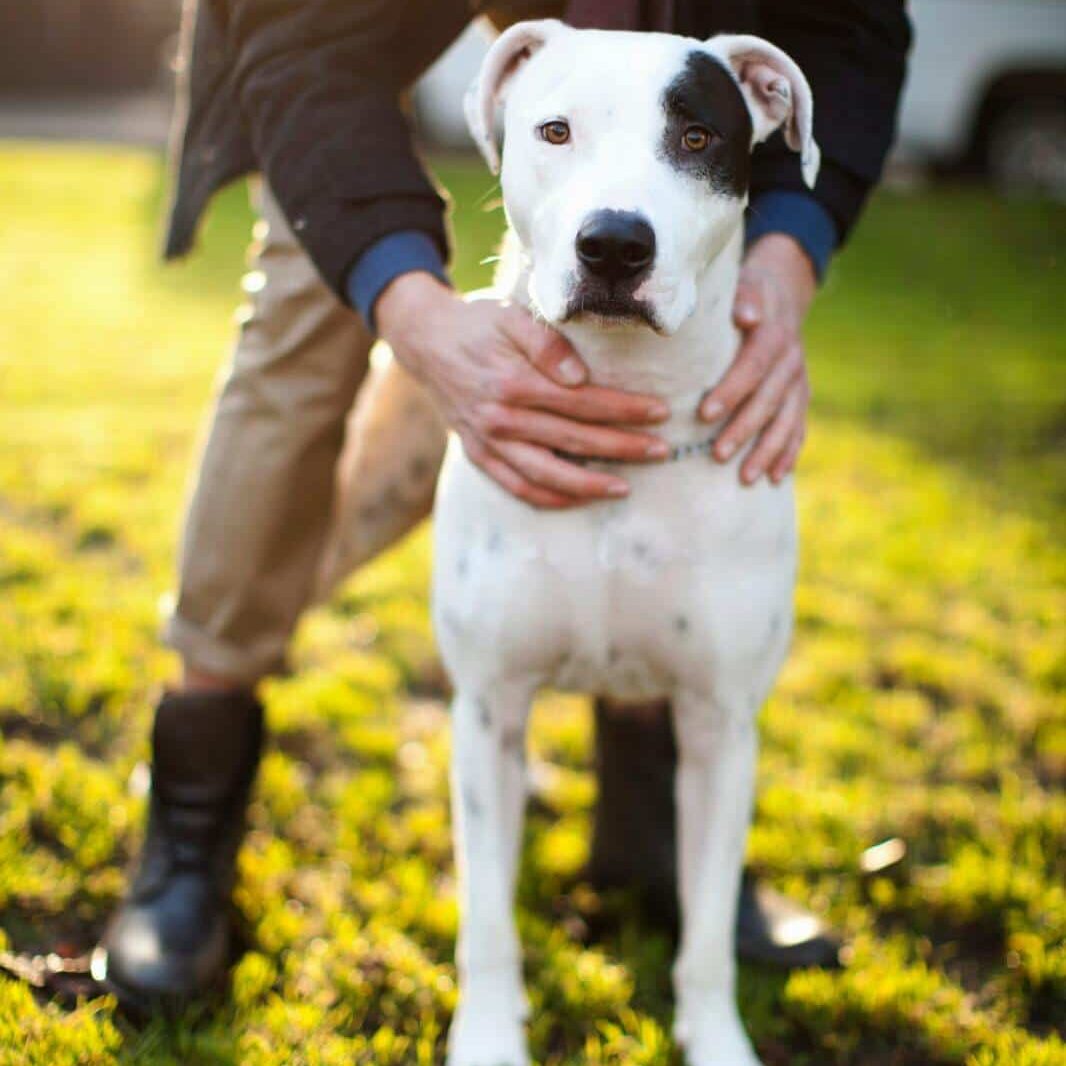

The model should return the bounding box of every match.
[540,120,571,146]
[682,125,713,152]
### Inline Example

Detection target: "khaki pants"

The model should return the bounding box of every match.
[164,184,377,684]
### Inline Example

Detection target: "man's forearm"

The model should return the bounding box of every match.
[753,0,911,245]
[227,0,468,302]
[746,191,838,282]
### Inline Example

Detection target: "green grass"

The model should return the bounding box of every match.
[0,143,1063,1065]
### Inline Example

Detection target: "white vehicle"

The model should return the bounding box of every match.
[415,1,1066,195]
[899,0,1066,193]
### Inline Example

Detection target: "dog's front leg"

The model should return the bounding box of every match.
[672,690,763,1066]
[447,686,533,1066]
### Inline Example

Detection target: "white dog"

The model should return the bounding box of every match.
[429,20,820,1066]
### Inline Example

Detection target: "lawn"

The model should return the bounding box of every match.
[0,144,1063,1065]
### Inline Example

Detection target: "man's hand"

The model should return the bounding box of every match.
[376,273,670,509]
[699,234,818,485]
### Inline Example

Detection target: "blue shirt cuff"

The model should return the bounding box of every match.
[346,230,451,330]
[746,191,839,282]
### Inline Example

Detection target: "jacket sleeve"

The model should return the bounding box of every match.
[751,0,912,245]
[226,0,471,301]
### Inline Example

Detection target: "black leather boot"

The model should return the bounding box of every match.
[587,698,842,969]
[92,689,264,1009]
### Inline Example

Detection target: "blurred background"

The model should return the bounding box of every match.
[0,2,1063,1064]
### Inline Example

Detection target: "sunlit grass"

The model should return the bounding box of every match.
[0,144,1062,1064]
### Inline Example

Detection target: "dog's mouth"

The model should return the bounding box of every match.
[562,282,662,332]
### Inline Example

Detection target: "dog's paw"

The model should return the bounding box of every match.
[447,983,530,1066]
[675,994,762,1066]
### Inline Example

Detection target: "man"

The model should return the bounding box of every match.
[95,0,910,1006]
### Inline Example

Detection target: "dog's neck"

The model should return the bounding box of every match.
[503,226,744,443]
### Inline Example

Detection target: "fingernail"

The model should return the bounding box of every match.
[649,402,670,421]
[701,400,723,422]
[557,356,586,385]
[646,441,670,459]
[606,482,630,497]
[737,302,759,321]
[718,440,736,460]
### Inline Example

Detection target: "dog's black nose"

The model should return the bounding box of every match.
[576,211,656,284]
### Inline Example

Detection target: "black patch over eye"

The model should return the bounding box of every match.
[660,52,753,197]
[539,120,571,145]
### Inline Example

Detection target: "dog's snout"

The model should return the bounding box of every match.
[575,211,656,284]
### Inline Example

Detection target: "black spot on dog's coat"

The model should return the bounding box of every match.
[501,726,525,761]
[463,785,482,818]
[660,51,753,197]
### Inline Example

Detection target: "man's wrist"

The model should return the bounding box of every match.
[743,233,817,315]
[746,190,838,283]
[346,230,451,331]
[375,271,455,368]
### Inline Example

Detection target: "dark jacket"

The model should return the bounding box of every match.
[164,0,911,302]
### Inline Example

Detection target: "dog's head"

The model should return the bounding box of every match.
[467,21,819,335]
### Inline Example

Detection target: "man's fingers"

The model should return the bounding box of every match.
[712,344,803,461]
[502,306,588,387]
[480,405,668,462]
[771,429,805,484]
[732,274,764,328]
[699,322,788,424]
[549,383,670,425]
[500,376,669,426]
[739,381,806,485]
[462,434,578,509]
[495,439,630,500]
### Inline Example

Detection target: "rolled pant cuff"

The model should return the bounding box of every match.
[163,612,289,688]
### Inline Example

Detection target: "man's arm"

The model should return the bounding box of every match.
[749,0,912,252]
[739,0,912,281]
[701,0,912,484]
[226,0,469,302]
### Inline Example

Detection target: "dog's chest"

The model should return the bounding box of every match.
[547,498,709,699]
[433,449,796,701]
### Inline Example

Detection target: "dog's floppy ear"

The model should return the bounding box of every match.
[465,18,567,174]
[706,34,820,188]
